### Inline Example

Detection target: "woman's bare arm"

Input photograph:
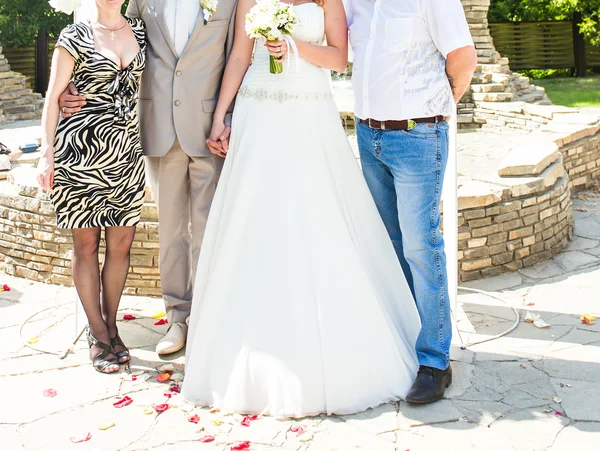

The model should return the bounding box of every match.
[266,0,348,73]
[38,48,75,190]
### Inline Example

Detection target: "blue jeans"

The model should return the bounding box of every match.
[357,120,451,370]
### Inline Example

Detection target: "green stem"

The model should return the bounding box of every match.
[270,55,283,74]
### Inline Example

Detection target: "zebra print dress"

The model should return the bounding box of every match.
[52,17,146,229]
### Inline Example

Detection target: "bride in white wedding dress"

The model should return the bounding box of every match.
[182,0,421,418]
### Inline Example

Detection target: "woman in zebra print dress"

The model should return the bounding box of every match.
[37,0,146,373]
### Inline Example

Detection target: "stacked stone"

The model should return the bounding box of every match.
[0,47,44,124]
[561,124,600,191]
[459,0,551,129]
[457,174,573,280]
[0,172,161,296]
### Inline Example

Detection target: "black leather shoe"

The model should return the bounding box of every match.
[405,364,452,404]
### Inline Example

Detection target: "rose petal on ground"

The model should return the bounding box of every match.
[152,311,166,319]
[158,364,175,373]
[154,318,169,326]
[555,411,563,417]
[157,373,171,383]
[240,416,251,427]
[553,396,562,403]
[290,425,305,436]
[154,403,170,413]
[211,420,223,426]
[195,425,205,432]
[98,421,115,430]
[524,312,537,323]
[2,284,10,291]
[247,414,258,421]
[143,407,154,415]
[199,435,215,443]
[299,432,314,442]
[581,314,595,325]
[122,314,136,320]
[520,364,527,369]
[163,392,173,398]
[533,318,550,328]
[170,373,184,382]
[180,403,194,413]
[169,384,180,393]
[27,336,39,344]
[231,441,251,450]
[113,396,133,408]
[209,408,220,414]
[544,408,553,413]
[43,389,57,398]
[188,414,200,424]
[70,432,92,443]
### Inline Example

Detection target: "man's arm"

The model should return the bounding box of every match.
[446,45,477,104]
[126,0,141,19]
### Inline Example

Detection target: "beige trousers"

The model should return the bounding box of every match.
[146,139,222,323]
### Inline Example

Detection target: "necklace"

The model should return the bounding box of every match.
[94,19,128,41]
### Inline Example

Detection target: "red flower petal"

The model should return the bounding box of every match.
[188,414,200,424]
[240,416,251,427]
[70,432,92,443]
[123,314,136,320]
[290,425,305,436]
[231,442,251,450]
[157,373,171,383]
[154,318,169,326]
[247,414,258,421]
[169,385,180,393]
[113,396,133,408]
[154,403,169,413]
[199,435,215,443]
[43,388,57,398]
[163,392,173,398]
[582,317,592,325]
[2,284,10,291]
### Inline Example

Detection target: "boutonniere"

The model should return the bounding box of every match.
[201,0,219,24]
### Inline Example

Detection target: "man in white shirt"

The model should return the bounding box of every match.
[60,0,239,356]
[346,0,477,404]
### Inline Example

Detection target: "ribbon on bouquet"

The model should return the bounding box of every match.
[282,35,299,75]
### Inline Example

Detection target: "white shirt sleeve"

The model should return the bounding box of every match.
[421,0,474,58]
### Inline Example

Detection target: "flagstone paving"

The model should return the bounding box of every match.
[1,122,600,448]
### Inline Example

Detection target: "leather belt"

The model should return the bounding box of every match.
[359,115,445,130]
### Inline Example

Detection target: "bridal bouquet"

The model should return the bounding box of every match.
[49,0,82,15]
[245,0,298,74]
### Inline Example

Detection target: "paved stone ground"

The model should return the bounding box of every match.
[1,187,599,451]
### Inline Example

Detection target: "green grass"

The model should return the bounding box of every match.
[532,75,600,108]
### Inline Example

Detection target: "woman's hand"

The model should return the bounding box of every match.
[206,120,231,159]
[37,149,55,191]
[265,40,288,61]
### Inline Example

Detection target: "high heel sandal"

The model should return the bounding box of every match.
[86,329,119,373]
[111,332,131,364]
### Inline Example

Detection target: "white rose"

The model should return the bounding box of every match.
[48,0,82,15]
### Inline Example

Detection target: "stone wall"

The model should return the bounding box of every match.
[0,47,43,124]
[458,171,573,281]
[455,114,600,281]
[0,173,161,296]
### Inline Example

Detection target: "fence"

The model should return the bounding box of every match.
[489,14,600,75]
[3,29,55,94]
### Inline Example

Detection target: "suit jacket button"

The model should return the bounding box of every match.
[174,100,181,106]
[176,70,182,76]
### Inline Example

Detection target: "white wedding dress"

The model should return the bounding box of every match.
[182,3,421,418]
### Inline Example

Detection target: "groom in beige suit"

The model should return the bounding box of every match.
[60,0,238,355]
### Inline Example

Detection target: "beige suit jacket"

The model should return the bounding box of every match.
[127,0,237,157]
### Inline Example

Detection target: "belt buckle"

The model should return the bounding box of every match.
[407,119,417,131]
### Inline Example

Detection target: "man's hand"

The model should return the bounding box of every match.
[206,121,232,159]
[58,82,86,118]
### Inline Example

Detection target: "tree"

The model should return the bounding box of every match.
[0,0,71,47]
[489,0,600,45]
